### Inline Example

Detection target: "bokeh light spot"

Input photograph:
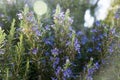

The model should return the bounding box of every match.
[33,0,48,16]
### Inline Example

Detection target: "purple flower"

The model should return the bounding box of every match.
[98,34,104,39]
[32,25,39,31]
[52,57,60,69]
[95,37,100,41]
[66,41,71,46]
[68,32,72,38]
[26,11,36,23]
[97,42,102,46]
[94,62,99,69]
[87,48,93,52]
[69,26,72,31]
[95,21,101,26]
[0,49,5,54]
[58,12,65,20]
[87,68,94,76]
[111,28,116,34]
[92,36,100,41]
[51,48,59,56]
[96,46,101,51]
[76,53,81,59]
[54,12,65,24]
[45,52,50,56]
[74,38,80,53]
[55,66,62,76]
[45,25,51,30]
[86,75,93,80]
[51,77,57,80]
[115,13,120,19]
[50,57,54,61]
[86,62,100,80]
[68,17,73,24]
[90,29,97,33]
[102,33,107,37]
[43,36,54,46]
[44,39,53,45]
[101,60,106,64]
[92,36,95,41]
[76,31,83,36]
[108,47,113,53]
[81,36,88,45]
[32,48,38,54]
[63,68,72,78]
[35,30,42,36]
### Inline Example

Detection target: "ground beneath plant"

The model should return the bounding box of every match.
[93,44,120,80]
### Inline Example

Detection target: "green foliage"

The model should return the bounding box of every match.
[0,27,6,48]
[8,19,16,45]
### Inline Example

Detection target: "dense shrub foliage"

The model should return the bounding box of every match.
[0,0,120,80]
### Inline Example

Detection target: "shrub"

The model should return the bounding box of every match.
[0,0,119,80]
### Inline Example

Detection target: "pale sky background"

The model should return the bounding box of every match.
[84,0,112,28]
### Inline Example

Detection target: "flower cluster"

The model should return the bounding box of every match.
[53,5,73,26]
[115,8,120,19]
[86,62,100,80]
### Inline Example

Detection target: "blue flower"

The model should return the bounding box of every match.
[26,11,36,23]
[51,77,57,80]
[115,13,120,19]
[44,39,53,46]
[45,25,51,30]
[66,41,71,46]
[81,36,88,45]
[68,17,73,24]
[76,53,81,59]
[95,21,101,26]
[87,68,94,76]
[90,29,97,33]
[97,42,102,46]
[74,38,80,53]
[55,66,62,76]
[32,48,38,54]
[94,62,99,69]
[69,26,75,33]
[98,34,104,39]
[86,75,93,80]
[52,57,60,69]
[35,30,42,36]
[87,48,93,52]
[43,36,54,46]
[92,36,95,41]
[63,68,72,78]
[76,31,83,36]
[108,46,113,53]
[111,28,116,34]
[32,25,39,31]
[103,33,107,37]
[96,46,101,51]
[86,62,99,80]
[45,52,50,56]
[0,49,5,55]
[54,12,65,25]
[68,32,72,38]
[51,48,59,56]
